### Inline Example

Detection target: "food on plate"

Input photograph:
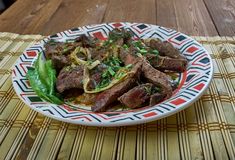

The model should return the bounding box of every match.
[27,28,188,112]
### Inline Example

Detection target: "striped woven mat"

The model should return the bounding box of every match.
[0,33,235,160]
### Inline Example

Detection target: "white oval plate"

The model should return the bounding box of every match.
[12,22,213,126]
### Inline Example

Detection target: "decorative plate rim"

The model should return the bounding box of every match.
[12,22,214,126]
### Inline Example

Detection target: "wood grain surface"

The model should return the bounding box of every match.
[204,0,235,36]
[0,12,235,160]
[0,0,234,36]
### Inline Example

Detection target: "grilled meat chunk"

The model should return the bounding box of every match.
[50,55,71,71]
[56,66,84,93]
[146,54,187,72]
[142,61,172,98]
[147,39,187,60]
[75,34,97,48]
[118,83,153,108]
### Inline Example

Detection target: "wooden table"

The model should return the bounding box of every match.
[0,0,234,36]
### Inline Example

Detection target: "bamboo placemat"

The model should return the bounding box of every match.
[0,33,235,160]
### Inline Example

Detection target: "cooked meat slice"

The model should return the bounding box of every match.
[142,61,172,98]
[146,54,187,72]
[51,55,71,71]
[149,93,166,106]
[75,34,97,48]
[130,61,143,82]
[119,48,141,65]
[120,48,173,98]
[118,83,153,108]
[44,41,79,59]
[92,62,142,112]
[56,66,84,93]
[147,39,187,60]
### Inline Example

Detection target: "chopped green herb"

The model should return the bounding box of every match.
[109,29,132,43]
[112,65,121,70]
[139,49,147,54]
[102,29,132,47]
[108,67,115,76]
[144,86,152,95]
[132,40,144,48]
[62,47,69,54]
[123,44,129,49]
[114,71,126,80]
[103,39,113,46]
[95,56,133,91]
[104,57,123,70]
[125,64,133,69]
[95,78,111,90]
[132,40,150,56]
[151,86,161,94]
[151,49,159,55]
[102,69,109,78]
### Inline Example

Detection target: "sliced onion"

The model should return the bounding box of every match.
[71,47,101,69]
[87,60,101,70]
[83,66,92,93]
[70,47,87,65]
[85,48,91,60]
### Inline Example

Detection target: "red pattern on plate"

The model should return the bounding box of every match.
[186,46,199,53]
[143,112,157,118]
[26,51,37,57]
[193,83,205,91]
[170,98,186,106]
